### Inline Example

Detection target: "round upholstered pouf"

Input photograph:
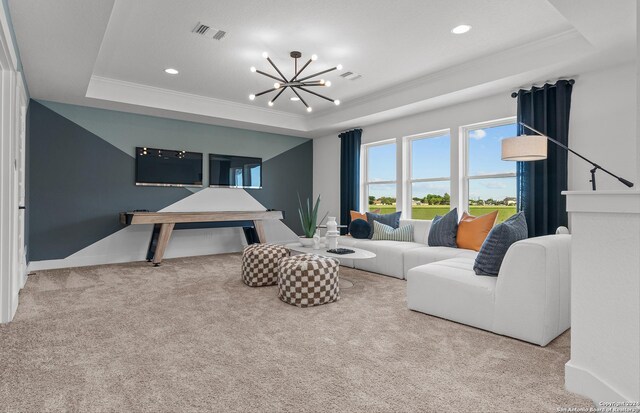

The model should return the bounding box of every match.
[277,254,340,308]
[241,243,290,287]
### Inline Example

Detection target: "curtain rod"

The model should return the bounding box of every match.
[510,79,575,98]
[338,127,362,134]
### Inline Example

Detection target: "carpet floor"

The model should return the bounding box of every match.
[0,253,591,412]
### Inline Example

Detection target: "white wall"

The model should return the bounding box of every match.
[569,63,637,191]
[315,62,640,225]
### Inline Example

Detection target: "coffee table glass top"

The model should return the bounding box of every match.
[284,243,376,260]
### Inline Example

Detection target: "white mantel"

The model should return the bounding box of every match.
[563,190,640,404]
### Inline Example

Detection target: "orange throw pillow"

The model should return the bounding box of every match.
[349,209,381,222]
[350,210,368,222]
[456,210,499,251]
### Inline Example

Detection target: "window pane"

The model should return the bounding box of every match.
[410,181,450,220]
[468,123,517,176]
[468,177,517,223]
[367,183,396,213]
[411,134,450,179]
[367,143,396,182]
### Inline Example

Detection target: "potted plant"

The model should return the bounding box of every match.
[297,193,328,246]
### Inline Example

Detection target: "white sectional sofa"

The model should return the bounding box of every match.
[337,219,571,346]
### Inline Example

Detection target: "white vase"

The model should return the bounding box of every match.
[326,230,339,250]
[312,232,321,250]
[326,216,338,233]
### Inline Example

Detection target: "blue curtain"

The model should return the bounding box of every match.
[516,80,573,237]
[339,129,362,235]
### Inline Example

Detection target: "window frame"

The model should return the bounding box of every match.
[460,116,517,210]
[403,129,452,219]
[361,138,398,213]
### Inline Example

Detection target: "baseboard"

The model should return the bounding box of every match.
[565,360,635,404]
[10,291,19,320]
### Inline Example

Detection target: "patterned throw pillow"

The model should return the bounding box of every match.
[427,208,458,247]
[365,211,402,239]
[474,212,528,276]
[372,220,414,242]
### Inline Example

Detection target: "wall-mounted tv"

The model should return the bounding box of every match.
[209,154,262,189]
[135,147,203,187]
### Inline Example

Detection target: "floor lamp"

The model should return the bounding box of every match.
[501,122,634,191]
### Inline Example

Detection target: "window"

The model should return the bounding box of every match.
[407,131,451,220]
[363,141,397,213]
[463,119,517,223]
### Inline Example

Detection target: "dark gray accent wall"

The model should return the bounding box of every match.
[246,140,313,235]
[27,100,313,261]
[28,101,191,260]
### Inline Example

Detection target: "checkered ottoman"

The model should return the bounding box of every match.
[277,254,340,307]
[242,243,290,287]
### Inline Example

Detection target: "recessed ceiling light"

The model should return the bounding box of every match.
[290,97,300,101]
[164,68,179,75]
[451,25,472,34]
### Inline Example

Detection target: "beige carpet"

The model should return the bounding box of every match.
[0,253,591,412]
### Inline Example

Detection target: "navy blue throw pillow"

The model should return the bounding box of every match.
[349,219,371,239]
[474,212,528,276]
[365,211,401,239]
[427,208,458,247]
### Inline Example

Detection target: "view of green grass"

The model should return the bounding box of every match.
[371,205,517,223]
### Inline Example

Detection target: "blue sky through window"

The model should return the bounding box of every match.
[412,134,450,179]
[367,143,395,182]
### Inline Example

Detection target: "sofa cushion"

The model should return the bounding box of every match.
[372,221,414,242]
[349,219,371,239]
[456,210,498,251]
[407,258,496,331]
[400,219,431,244]
[474,212,528,276]
[353,240,425,279]
[366,211,401,239]
[402,246,477,278]
[427,208,458,247]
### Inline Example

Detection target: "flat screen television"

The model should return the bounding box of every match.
[209,154,262,189]
[135,147,203,187]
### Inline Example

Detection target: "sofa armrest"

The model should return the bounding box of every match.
[493,234,571,346]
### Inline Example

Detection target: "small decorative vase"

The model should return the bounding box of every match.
[326,230,339,250]
[326,217,338,233]
[312,231,321,250]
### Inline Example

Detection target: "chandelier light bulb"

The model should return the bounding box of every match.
[334,100,341,106]
[336,64,343,70]
[249,94,256,100]
[319,79,325,85]
[307,107,313,113]
[250,66,256,73]
[273,82,281,89]
[311,54,318,61]
[325,81,332,87]
[262,52,269,58]
[268,101,274,106]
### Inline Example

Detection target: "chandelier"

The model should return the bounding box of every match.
[249,51,342,112]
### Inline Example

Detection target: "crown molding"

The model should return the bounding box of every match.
[86,75,310,132]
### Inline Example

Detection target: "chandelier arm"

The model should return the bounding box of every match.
[266,57,289,82]
[298,87,335,103]
[270,86,287,103]
[254,87,278,97]
[291,59,313,82]
[255,69,286,83]
[300,82,328,87]
[290,88,310,109]
[297,67,338,82]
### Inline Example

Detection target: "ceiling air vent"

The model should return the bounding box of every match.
[340,71,362,81]
[192,22,226,40]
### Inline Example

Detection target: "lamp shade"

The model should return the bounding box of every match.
[501,135,548,161]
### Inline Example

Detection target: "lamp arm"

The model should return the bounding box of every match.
[519,122,634,188]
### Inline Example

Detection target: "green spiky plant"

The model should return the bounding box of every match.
[297,193,329,238]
